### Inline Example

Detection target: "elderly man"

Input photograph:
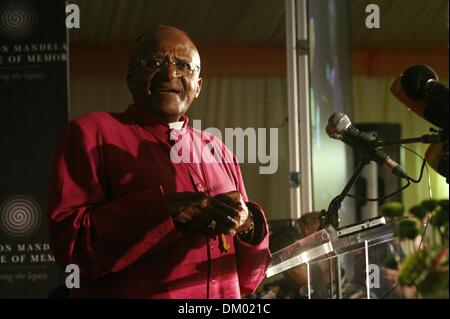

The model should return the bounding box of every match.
[47,25,271,299]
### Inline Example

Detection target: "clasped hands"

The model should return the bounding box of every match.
[166,190,253,237]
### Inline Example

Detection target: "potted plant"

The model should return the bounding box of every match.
[379,199,449,298]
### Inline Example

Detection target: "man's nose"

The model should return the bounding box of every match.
[158,61,179,80]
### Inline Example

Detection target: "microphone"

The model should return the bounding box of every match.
[391,64,449,132]
[326,113,410,179]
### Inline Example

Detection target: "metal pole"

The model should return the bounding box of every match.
[285,0,313,219]
[365,240,371,299]
[285,0,302,219]
[295,0,313,216]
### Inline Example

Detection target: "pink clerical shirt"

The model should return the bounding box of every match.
[48,104,271,299]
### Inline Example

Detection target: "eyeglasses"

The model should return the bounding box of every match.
[130,58,200,75]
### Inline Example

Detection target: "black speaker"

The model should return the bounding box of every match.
[353,123,403,222]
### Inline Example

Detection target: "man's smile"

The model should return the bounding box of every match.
[151,84,185,98]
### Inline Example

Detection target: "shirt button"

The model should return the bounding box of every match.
[196,183,203,190]
[211,279,216,284]
[210,244,214,249]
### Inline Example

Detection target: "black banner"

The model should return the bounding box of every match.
[0,0,68,298]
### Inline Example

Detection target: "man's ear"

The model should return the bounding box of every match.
[195,77,203,98]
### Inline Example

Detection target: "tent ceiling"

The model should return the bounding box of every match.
[69,0,448,49]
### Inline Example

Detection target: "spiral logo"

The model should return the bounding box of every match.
[0,1,37,39]
[0,195,41,238]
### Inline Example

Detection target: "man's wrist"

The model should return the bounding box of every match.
[237,204,267,245]
[237,210,254,236]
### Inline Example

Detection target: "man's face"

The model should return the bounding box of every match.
[298,212,320,237]
[128,27,202,122]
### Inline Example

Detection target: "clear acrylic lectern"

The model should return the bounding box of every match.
[266,221,404,299]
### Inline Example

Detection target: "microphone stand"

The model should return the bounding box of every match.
[378,132,448,184]
[376,132,447,147]
[320,156,372,230]
[320,132,447,229]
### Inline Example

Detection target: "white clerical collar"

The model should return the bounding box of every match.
[169,121,184,130]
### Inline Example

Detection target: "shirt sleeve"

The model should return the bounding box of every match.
[231,161,272,295]
[47,120,180,279]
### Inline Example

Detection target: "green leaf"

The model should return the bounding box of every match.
[416,270,449,296]
[380,202,404,218]
[438,199,449,212]
[420,199,439,212]
[416,246,449,296]
[395,219,419,240]
[409,205,427,220]
[398,250,427,286]
[430,208,449,228]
